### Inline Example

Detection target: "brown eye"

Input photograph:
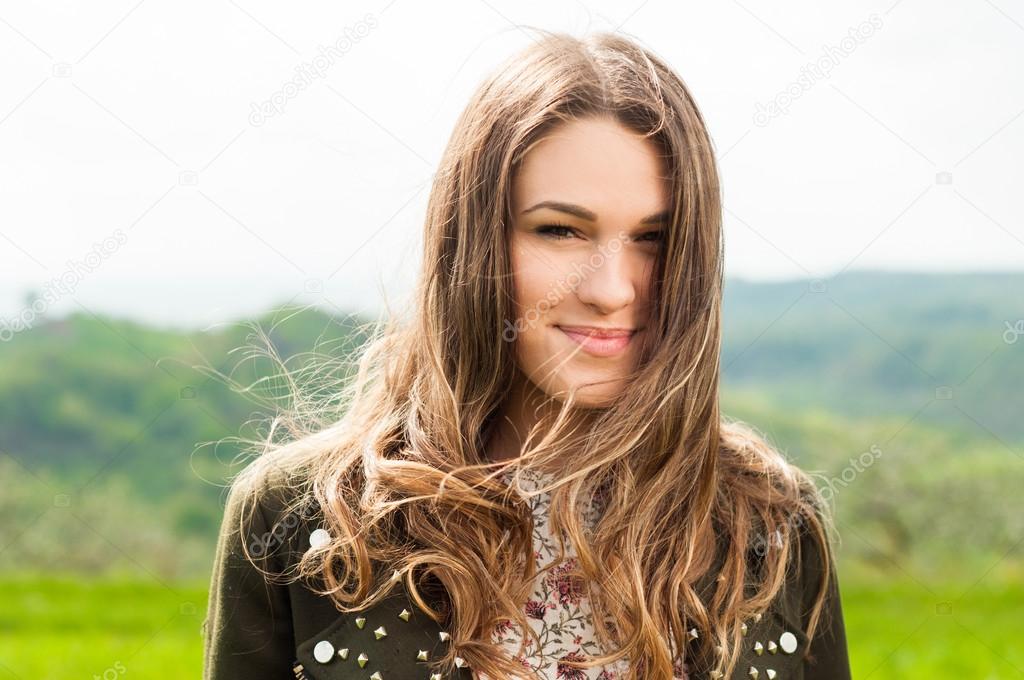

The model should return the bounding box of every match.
[536,223,577,240]
[637,230,664,243]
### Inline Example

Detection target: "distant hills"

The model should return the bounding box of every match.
[0,271,1020,578]
[722,270,1023,442]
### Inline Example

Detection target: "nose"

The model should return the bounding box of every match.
[572,243,638,314]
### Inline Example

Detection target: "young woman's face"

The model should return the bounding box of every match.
[508,115,670,407]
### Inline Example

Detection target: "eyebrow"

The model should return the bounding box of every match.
[521,200,670,225]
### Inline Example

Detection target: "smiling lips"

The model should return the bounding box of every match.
[556,325,638,357]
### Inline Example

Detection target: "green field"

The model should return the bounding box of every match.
[841,574,1024,677]
[0,576,207,679]
[1,573,1022,678]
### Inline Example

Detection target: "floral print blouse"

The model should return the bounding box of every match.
[488,467,691,680]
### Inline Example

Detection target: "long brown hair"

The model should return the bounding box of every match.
[226,29,836,679]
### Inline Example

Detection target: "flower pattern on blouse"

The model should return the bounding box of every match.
[488,467,691,680]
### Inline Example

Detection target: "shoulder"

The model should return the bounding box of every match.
[777,496,852,678]
[203,457,315,679]
[223,454,305,514]
[719,428,851,676]
[216,455,319,575]
[721,505,850,679]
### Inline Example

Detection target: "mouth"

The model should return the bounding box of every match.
[556,325,639,357]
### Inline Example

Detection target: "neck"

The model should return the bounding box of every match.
[484,371,592,476]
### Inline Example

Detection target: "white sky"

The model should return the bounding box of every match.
[0,0,1021,331]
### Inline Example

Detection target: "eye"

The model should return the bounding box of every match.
[635,230,664,244]
[535,223,579,240]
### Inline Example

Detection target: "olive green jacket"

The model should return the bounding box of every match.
[202,468,852,679]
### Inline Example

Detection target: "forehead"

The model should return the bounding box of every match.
[511,116,670,220]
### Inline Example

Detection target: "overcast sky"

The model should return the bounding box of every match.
[1,0,1021,331]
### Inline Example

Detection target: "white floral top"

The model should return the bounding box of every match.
[488,467,691,679]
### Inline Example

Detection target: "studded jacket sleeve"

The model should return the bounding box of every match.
[797,526,852,680]
[202,470,296,680]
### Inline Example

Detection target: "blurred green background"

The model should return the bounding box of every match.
[1,270,1021,678]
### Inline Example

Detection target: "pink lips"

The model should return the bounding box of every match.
[557,325,637,357]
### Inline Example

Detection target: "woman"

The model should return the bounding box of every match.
[203,30,852,679]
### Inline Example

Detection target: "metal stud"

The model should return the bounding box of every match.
[779,631,798,654]
[748,667,759,679]
[416,650,429,661]
[374,625,387,640]
[338,648,349,660]
[398,608,411,621]
[355,616,366,629]
[687,627,699,640]
[753,641,764,656]
[753,612,762,623]
[308,528,330,550]
[740,622,748,635]
[369,673,383,680]
[766,670,777,679]
[357,652,369,668]
[767,640,778,654]
[430,674,442,680]
[390,568,402,582]
[313,640,334,664]
[439,631,451,642]
[454,657,467,668]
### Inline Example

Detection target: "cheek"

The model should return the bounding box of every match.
[509,244,565,377]
[511,243,566,315]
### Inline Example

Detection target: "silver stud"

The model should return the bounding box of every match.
[357,652,368,668]
[754,641,764,656]
[687,627,699,640]
[430,674,442,680]
[766,670,777,679]
[313,640,334,663]
[390,568,402,582]
[398,608,411,621]
[338,648,349,660]
[355,616,366,629]
[740,622,748,635]
[369,673,382,680]
[753,612,763,623]
[308,528,331,549]
[374,625,387,640]
[439,631,451,642]
[416,649,429,661]
[748,667,759,679]
[767,640,778,654]
[779,631,798,654]
[454,656,467,668]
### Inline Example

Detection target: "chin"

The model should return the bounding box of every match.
[547,375,625,409]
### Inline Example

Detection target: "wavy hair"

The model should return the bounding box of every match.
[226,29,837,680]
